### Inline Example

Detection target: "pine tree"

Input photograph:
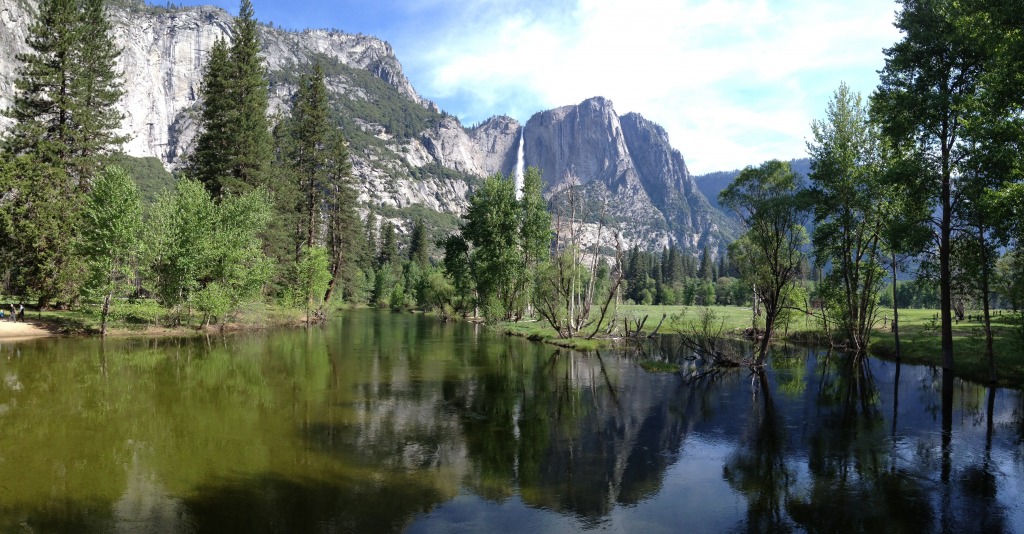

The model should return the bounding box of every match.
[190,39,233,197]
[408,217,429,267]
[1,0,125,307]
[190,0,271,197]
[4,0,126,184]
[697,245,712,281]
[292,64,331,249]
[363,211,378,269]
[263,114,303,285]
[377,221,397,268]
[323,128,361,305]
[228,0,272,190]
[69,0,127,182]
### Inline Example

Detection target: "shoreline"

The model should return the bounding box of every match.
[0,320,55,341]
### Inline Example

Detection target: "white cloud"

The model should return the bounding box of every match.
[404,0,902,173]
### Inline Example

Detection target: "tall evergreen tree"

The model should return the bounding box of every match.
[322,129,361,305]
[228,0,272,190]
[3,0,126,184]
[190,39,233,197]
[377,221,398,268]
[190,0,271,197]
[363,211,378,270]
[0,155,84,307]
[69,0,127,182]
[291,64,332,250]
[1,0,125,307]
[697,245,712,281]
[264,113,303,285]
[408,217,430,267]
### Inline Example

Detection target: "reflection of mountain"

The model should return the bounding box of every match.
[1,316,1023,532]
[443,345,693,519]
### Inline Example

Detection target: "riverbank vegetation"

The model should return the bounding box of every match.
[2,0,1023,389]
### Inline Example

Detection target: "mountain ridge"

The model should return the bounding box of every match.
[0,0,737,252]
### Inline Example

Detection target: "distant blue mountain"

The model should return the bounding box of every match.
[695,158,811,211]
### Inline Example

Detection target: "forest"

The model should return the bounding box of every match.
[0,0,1022,386]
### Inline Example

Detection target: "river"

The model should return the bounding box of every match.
[0,309,1020,532]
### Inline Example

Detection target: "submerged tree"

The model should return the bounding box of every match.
[534,174,623,338]
[720,160,807,366]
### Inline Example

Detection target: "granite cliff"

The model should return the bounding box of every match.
[0,0,735,251]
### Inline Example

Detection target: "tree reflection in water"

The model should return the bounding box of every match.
[1,312,1023,533]
[722,369,794,532]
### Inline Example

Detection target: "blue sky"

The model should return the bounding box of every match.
[169,0,903,174]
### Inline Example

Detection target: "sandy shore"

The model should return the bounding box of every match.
[0,320,54,340]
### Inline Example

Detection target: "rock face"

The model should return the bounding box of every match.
[403,115,519,178]
[0,0,734,250]
[523,97,734,252]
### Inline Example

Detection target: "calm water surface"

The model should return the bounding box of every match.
[0,310,1021,532]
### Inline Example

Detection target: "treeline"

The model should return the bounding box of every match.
[0,0,527,334]
[716,0,1024,378]
[0,0,376,332]
[622,244,745,306]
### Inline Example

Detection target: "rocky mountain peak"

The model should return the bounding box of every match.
[0,0,432,167]
[0,0,736,252]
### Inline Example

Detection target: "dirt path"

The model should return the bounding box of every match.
[0,320,54,340]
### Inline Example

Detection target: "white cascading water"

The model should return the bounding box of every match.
[514,126,525,199]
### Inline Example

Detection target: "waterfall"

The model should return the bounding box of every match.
[514,126,525,199]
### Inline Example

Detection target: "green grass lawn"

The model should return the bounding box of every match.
[500,304,1024,388]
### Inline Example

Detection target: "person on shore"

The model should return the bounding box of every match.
[17,304,24,322]
[9,304,15,322]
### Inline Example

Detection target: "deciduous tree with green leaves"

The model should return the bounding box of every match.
[872,0,990,372]
[720,160,807,366]
[295,245,332,324]
[149,178,273,325]
[80,166,143,335]
[806,83,888,355]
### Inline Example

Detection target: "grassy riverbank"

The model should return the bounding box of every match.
[501,304,1024,387]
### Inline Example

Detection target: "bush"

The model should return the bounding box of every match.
[109,300,165,324]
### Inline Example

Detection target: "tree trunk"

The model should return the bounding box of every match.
[892,252,901,362]
[323,255,342,307]
[939,165,954,371]
[756,312,774,367]
[100,292,111,337]
[978,224,996,384]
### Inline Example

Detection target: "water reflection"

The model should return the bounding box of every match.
[0,313,1022,532]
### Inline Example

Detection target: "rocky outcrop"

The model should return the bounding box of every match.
[0,0,735,249]
[0,0,472,218]
[403,115,520,178]
[523,97,734,252]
